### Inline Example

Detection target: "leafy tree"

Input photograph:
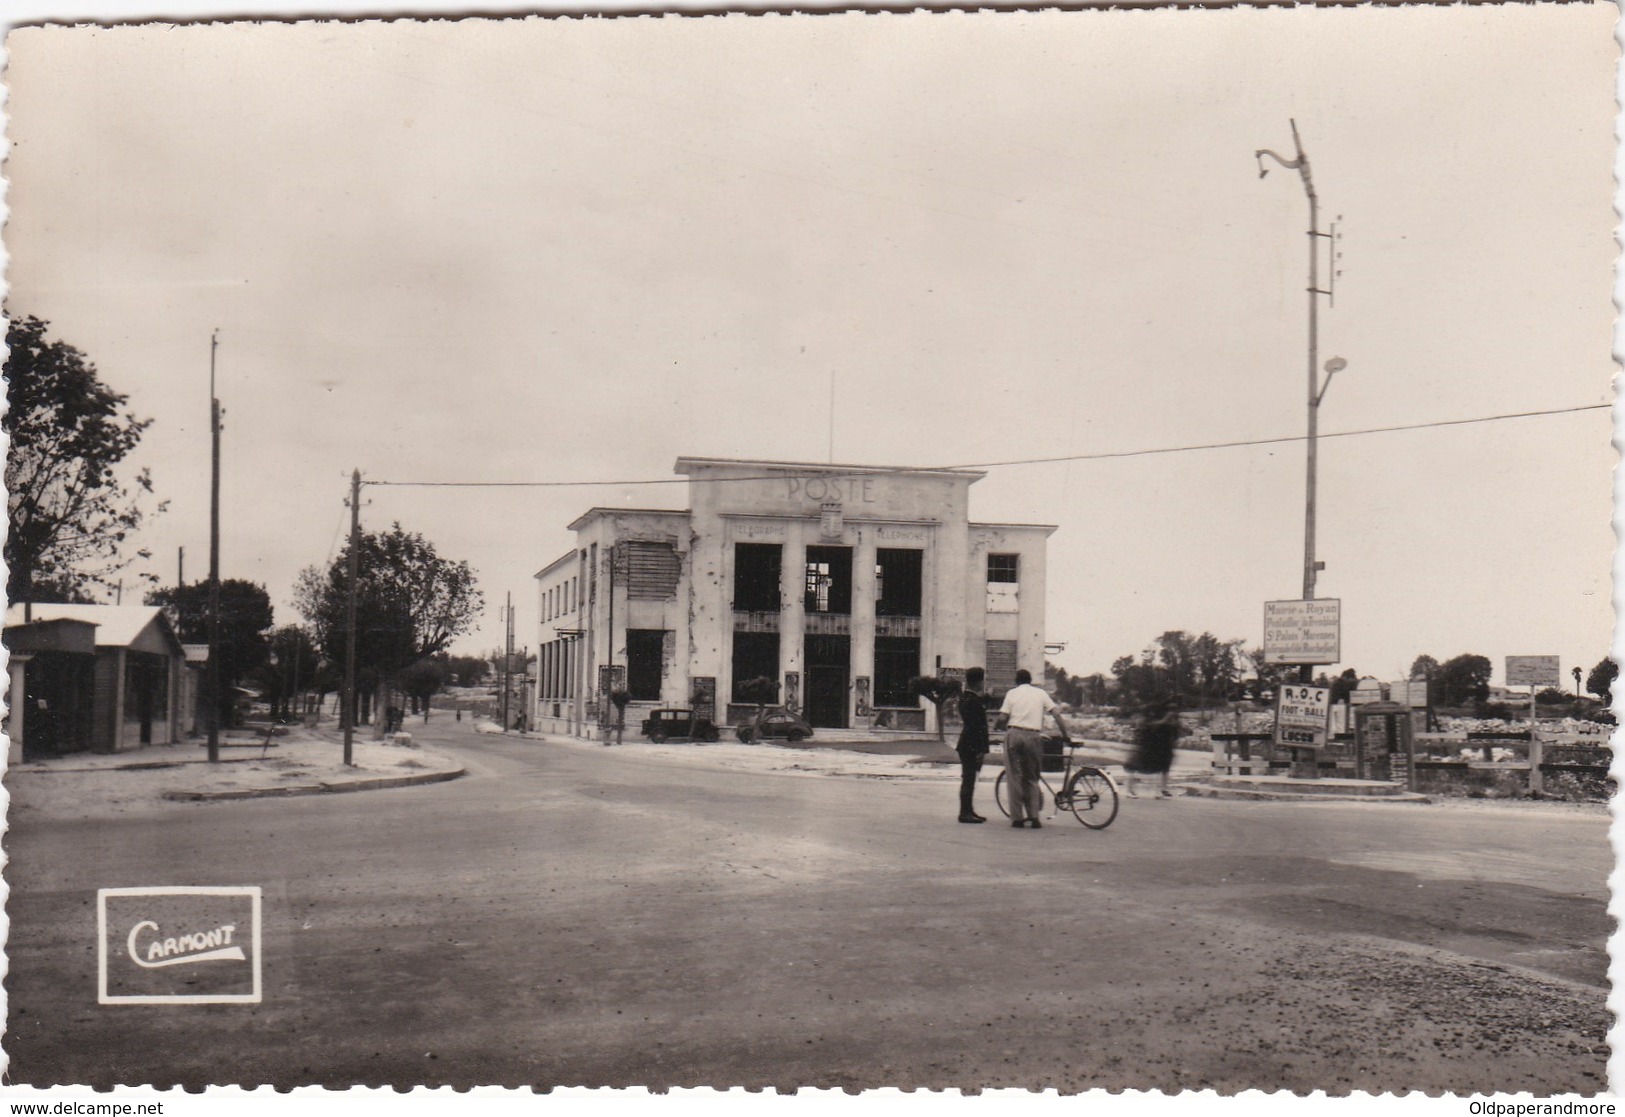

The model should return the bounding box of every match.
[445,655,490,687]
[1237,647,1290,702]
[1435,654,1492,708]
[147,579,274,726]
[5,316,164,603]
[1409,654,1440,681]
[254,624,318,720]
[1586,658,1617,704]
[908,675,963,742]
[296,523,483,727]
[1044,662,1084,707]
[1328,668,1360,706]
[398,657,450,716]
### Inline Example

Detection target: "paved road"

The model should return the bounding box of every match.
[4,721,1609,1093]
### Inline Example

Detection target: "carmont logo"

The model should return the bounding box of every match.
[98,886,262,1004]
[126,919,246,968]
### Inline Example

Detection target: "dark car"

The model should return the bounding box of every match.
[735,707,814,744]
[640,708,720,743]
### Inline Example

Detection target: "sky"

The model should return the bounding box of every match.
[3,2,1617,689]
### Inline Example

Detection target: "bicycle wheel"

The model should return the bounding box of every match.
[993,769,1009,817]
[1066,767,1119,830]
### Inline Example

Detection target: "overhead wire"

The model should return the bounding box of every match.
[362,401,1611,490]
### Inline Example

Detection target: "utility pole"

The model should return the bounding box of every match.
[1257,120,1342,685]
[206,331,222,764]
[178,546,185,588]
[342,469,361,766]
[502,591,514,731]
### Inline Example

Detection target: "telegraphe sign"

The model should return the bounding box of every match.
[1505,656,1560,688]
[1263,599,1341,665]
[1274,685,1331,749]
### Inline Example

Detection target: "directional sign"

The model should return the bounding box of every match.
[1505,656,1560,688]
[1274,684,1332,749]
[1263,599,1341,665]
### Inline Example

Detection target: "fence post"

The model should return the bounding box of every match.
[1527,736,1543,795]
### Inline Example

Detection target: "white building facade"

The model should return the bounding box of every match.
[532,457,1054,740]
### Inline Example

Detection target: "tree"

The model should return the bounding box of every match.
[908,675,963,742]
[1586,658,1617,704]
[297,523,483,728]
[445,655,490,688]
[147,579,274,726]
[6,316,164,603]
[1409,654,1440,681]
[1435,654,1492,708]
[1327,668,1360,706]
[1237,647,1289,702]
[398,658,450,717]
[254,624,318,720]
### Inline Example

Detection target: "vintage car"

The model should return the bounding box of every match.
[735,707,814,744]
[640,708,721,743]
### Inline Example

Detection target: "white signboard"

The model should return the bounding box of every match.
[1390,680,1428,708]
[1263,599,1341,665]
[1505,656,1560,688]
[1350,678,1385,706]
[1274,685,1332,749]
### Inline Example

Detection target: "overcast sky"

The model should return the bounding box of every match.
[4,3,1616,686]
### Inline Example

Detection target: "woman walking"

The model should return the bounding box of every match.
[1126,702,1181,798]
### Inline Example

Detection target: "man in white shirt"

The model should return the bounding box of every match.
[997,668,1059,829]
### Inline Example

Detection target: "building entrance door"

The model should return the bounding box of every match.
[803,635,850,729]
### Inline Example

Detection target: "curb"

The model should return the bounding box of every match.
[160,767,467,802]
[1183,784,1431,804]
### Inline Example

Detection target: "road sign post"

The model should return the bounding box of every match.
[1274,684,1331,779]
[1263,599,1341,666]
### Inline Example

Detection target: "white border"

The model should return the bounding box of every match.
[96,885,263,1005]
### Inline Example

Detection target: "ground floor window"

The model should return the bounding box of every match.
[732,631,780,700]
[626,629,666,701]
[873,636,920,707]
[986,639,1018,696]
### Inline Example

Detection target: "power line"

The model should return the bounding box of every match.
[363,402,1610,490]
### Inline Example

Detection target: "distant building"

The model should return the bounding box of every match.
[532,456,1055,740]
[3,604,188,759]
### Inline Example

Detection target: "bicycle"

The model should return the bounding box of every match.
[991,721,1120,829]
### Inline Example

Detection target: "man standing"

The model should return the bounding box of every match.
[955,667,990,824]
[998,668,1058,829]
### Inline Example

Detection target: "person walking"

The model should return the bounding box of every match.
[955,668,991,824]
[997,668,1059,828]
[1126,702,1180,798]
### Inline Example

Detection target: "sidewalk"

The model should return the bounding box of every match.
[7,724,465,822]
[528,728,1210,785]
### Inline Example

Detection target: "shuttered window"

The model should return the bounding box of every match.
[986,640,1019,695]
[624,542,680,600]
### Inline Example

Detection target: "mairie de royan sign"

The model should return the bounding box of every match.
[1263,599,1341,665]
[99,886,261,1004]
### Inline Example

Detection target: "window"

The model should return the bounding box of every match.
[732,632,780,699]
[873,636,920,707]
[733,543,782,612]
[876,549,923,617]
[986,639,1019,695]
[625,542,681,600]
[988,554,1019,583]
[804,546,852,614]
[626,629,667,701]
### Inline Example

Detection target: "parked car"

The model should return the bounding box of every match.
[639,708,720,743]
[735,707,813,744]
